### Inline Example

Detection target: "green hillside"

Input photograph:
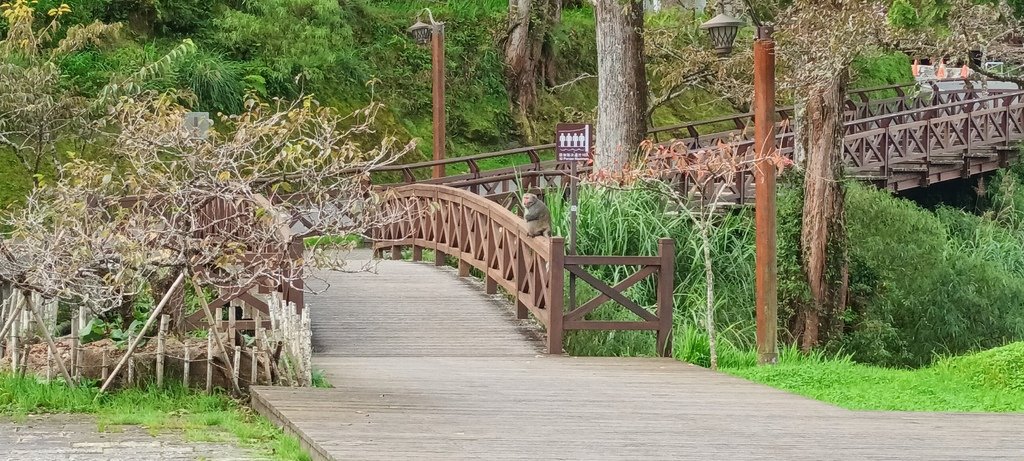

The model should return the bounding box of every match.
[0,0,913,206]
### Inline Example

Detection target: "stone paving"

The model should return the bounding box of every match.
[0,415,265,460]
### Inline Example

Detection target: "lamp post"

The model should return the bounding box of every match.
[701,8,778,365]
[408,10,446,179]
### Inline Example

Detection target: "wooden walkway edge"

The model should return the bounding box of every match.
[252,250,1024,460]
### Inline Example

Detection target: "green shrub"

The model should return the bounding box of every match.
[174,50,245,114]
[842,183,1024,367]
[559,178,1024,369]
[850,51,912,92]
[209,0,355,93]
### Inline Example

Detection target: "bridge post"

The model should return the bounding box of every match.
[656,238,675,357]
[515,236,529,319]
[753,27,779,365]
[547,238,565,354]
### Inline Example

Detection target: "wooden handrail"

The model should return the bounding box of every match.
[372,184,675,354]
[375,82,1007,186]
[848,90,1024,127]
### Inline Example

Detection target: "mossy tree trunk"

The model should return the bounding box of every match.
[797,71,850,351]
[503,0,561,143]
[594,0,647,172]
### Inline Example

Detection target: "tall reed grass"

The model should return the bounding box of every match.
[521,183,758,357]
[542,171,1024,369]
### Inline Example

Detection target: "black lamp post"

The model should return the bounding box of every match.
[408,10,446,179]
[701,7,779,365]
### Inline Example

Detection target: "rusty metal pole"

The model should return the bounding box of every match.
[753,26,778,365]
[431,24,447,179]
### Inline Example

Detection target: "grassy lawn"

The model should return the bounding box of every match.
[0,375,309,460]
[726,342,1024,412]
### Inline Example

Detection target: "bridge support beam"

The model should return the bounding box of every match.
[753,27,779,366]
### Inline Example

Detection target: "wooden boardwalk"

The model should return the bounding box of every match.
[252,250,1024,460]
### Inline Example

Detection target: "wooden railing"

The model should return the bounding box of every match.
[379,89,1024,205]
[372,184,675,355]
[371,82,989,186]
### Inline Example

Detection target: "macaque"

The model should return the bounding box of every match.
[522,193,551,237]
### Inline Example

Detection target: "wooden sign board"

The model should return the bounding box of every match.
[556,123,592,162]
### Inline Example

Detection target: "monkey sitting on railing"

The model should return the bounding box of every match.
[522,193,551,238]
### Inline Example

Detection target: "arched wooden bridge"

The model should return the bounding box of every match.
[251,80,1024,460]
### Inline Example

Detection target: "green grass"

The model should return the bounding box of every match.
[0,375,309,460]
[726,342,1024,412]
[303,234,364,249]
[311,369,333,388]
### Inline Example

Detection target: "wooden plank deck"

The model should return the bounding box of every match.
[252,250,1024,460]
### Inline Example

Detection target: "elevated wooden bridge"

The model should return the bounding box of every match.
[375,80,1023,205]
[251,80,1024,460]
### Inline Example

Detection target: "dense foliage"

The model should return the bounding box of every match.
[558,169,1024,368]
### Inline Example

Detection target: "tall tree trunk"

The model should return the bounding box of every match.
[503,0,561,143]
[798,72,850,352]
[595,0,648,172]
[711,0,745,16]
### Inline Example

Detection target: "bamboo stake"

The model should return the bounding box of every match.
[0,294,6,358]
[232,345,240,390]
[26,296,74,387]
[192,275,241,395]
[205,329,213,395]
[228,302,237,348]
[0,293,20,351]
[2,293,25,364]
[69,312,79,380]
[46,347,53,381]
[183,347,191,388]
[76,307,86,379]
[261,351,272,385]
[97,272,185,395]
[101,351,109,381]
[156,314,168,387]
[18,343,28,377]
[8,304,18,372]
[259,328,272,384]
[215,306,223,341]
[250,346,258,385]
[127,356,134,386]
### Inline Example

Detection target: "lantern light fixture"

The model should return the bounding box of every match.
[700,12,745,57]
[408,9,439,46]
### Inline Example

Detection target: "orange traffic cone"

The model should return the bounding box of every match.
[960,64,969,79]
[912,59,920,77]
[936,60,947,79]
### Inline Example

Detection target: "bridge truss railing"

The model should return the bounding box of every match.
[381,88,1024,206]
[370,81,975,188]
[372,184,675,355]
